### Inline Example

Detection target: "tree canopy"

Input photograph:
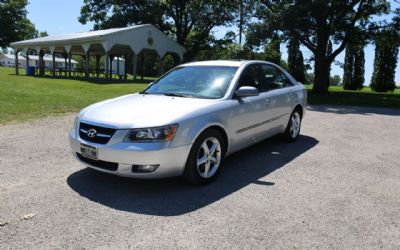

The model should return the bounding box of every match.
[79,0,238,61]
[342,30,366,90]
[370,29,399,92]
[287,37,306,83]
[0,0,36,48]
[255,0,389,93]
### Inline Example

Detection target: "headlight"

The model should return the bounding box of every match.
[124,125,178,142]
[73,116,79,129]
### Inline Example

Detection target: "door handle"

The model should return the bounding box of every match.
[265,98,271,105]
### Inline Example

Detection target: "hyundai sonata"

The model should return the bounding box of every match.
[69,60,306,184]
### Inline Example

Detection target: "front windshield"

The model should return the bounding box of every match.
[142,66,238,99]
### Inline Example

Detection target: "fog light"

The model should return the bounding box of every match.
[132,164,160,173]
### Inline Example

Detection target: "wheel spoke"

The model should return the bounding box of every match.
[209,142,217,155]
[197,156,208,166]
[210,156,220,164]
[202,141,210,155]
[203,162,211,177]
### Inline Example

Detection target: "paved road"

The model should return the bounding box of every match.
[1,105,399,249]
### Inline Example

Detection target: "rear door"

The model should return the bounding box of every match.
[259,64,295,133]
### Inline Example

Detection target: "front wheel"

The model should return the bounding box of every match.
[183,129,225,184]
[283,109,302,142]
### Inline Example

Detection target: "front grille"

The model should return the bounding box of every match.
[77,153,118,171]
[79,122,116,144]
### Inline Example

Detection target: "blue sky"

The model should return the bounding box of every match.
[26,0,400,84]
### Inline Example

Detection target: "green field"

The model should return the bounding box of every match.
[0,66,399,124]
[0,67,153,123]
[306,85,400,109]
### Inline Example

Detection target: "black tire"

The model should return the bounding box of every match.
[183,129,226,185]
[282,108,302,142]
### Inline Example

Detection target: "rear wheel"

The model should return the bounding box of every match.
[183,129,226,184]
[283,108,302,142]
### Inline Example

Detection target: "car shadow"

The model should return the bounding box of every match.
[67,135,318,216]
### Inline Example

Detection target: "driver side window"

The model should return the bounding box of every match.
[238,64,263,92]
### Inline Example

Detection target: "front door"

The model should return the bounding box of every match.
[227,64,278,152]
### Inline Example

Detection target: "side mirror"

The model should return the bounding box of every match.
[235,86,259,97]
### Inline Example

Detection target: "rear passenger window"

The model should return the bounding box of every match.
[260,64,293,91]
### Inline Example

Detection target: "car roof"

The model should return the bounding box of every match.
[181,60,249,67]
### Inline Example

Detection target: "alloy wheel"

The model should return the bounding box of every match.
[196,137,221,178]
[290,112,301,138]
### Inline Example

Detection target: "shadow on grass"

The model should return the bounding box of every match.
[308,104,400,116]
[67,135,318,216]
[8,74,154,85]
[308,91,400,110]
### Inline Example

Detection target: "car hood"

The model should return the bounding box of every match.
[79,93,216,128]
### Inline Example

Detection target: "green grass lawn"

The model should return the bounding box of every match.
[0,67,152,124]
[306,85,400,109]
[1,66,399,124]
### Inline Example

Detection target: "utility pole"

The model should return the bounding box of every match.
[239,0,243,46]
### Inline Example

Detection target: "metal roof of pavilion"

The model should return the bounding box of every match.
[10,24,185,60]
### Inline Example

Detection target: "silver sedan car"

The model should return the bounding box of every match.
[69,60,307,184]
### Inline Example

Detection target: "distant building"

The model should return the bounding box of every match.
[111,57,125,75]
[0,53,78,69]
[10,24,185,79]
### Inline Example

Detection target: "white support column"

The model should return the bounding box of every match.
[64,54,68,76]
[158,54,164,77]
[49,46,56,76]
[26,49,30,72]
[39,51,44,76]
[117,57,120,77]
[15,49,19,75]
[95,55,100,78]
[124,54,128,79]
[109,55,114,79]
[132,53,137,80]
[104,52,110,79]
[85,51,90,78]
[35,48,41,75]
[177,52,183,66]
[52,53,56,76]
[140,52,145,80]
[68,52,72,77]
[81,44,91,78]
[64,45,72,77]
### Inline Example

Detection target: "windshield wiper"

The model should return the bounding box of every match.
[160,93,190,98]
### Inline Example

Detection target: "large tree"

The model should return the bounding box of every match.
[370,29,399,92]
[370,6,400,92]
[257,0,389,94]
[342,34,366,90]
[263,33,281,65]
[287,37,306,83]
[79,0,237,61]
[0,0,36,48]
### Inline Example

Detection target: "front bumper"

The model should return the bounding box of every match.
[69,128,192,178]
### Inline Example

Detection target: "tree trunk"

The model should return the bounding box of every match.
[312,50,330,94]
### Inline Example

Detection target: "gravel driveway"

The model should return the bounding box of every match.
[1,105,399,249]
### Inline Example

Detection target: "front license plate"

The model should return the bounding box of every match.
[80,143,98,160]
